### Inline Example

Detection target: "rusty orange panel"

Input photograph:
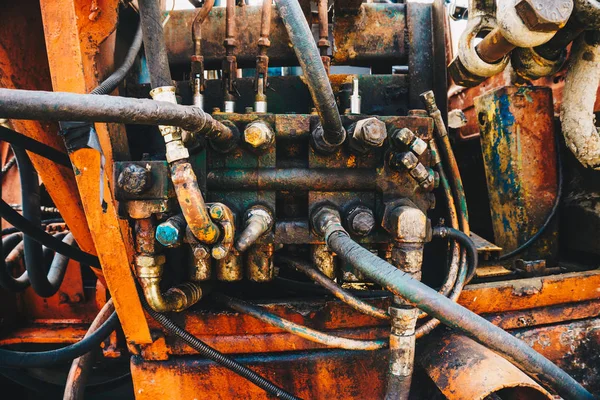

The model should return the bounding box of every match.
[0,324,89,346]
[131,350,388,400]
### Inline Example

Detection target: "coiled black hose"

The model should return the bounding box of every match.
[432,226,478,283]
[0,233,28,291]
[0,311,119,368]
[140,298,302,400]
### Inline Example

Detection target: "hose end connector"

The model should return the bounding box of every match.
[311,205,347,243]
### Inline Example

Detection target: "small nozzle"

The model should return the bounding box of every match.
[235,206,274,252]
[350,77,361,114]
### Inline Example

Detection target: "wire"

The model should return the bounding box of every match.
[0,127,71,167]
[140,295,302,400]
[0,311,119,367]
[0,200,99,268]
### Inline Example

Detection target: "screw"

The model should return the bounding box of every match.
[346,206,376,237]
[244,120,274,150]
[117,164,152,195]
[515,0,573,32]
[156,214,186,248]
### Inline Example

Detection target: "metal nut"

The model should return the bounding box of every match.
[382,202,428,243]
[117,164,152,195]
[515,0,573,32]
[346,205,376,237]
[135,254,166,268]
[353,117,387,147]
[244,120,274,150]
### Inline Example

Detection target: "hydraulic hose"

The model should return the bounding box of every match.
[91,24,144,96]
[0,89,232,139]
[322,227,592,399]
[0,200,99,268]
[278,256,389,320]
[214,293,387,351]
[13,147,48,297]
[432,227,478,283]
[0,233,29,291]
[64,299,115,400]
[137,0,172,88]
[275,0,346,151]
[140,296,302,400]
[0,310,119,368]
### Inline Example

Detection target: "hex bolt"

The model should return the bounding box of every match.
[117,164,152,195]
[391,128,428,156]
[515,0,573,32]
[155,214,187,248]
[350,117,388,154]
[389,152,419,170]
[346,205,376,237]
[243,120,275,151]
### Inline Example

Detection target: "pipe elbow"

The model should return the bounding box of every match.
[560,33,600,170]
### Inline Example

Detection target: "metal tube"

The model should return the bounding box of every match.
[275,0,345,151]
[0,88,234,142]
[138,0,173,88]
[207,168,378,191]
[475,27,516,64]
[214,293,387,351]
[315,214,592,399]
[278,256,389,320]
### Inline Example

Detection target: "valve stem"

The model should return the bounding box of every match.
[350,77,361,114]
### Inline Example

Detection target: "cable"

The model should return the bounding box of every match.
[0,127,71,167]
[277,256,389,320]
[0,233,29,291]
[214,293,387,351]
[0,311,119,368]
[1,218,65,236]
[497,136,563,261]
[432,227,478,283]
[140,296,302,400]
[0,200,99,268]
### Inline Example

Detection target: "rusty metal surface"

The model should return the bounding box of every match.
[420,333,552,400]
[475,86,559,260]
[164,4,407,68]
[131,349,388,400]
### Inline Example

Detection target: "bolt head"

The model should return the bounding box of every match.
[244,120,274,150]
[382,202,428,242]
[192,244,210,260]
[348,207,376,237]
[354,118,387,147]
[515,0,573,32]
[117,164,152,195]
[156,221,182,247]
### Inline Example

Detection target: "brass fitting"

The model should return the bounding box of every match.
[184,227,212,281]
[235,205,274,253]
[135,254,205,313]
[216,248,243,281]
[149,86,190,163]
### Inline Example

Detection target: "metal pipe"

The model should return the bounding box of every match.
[207,168,378,191]
[275,0,346,152]
[385,307,418,400]
[560,31,600,169]
[138,0,173,88]
[278,256,389,320]
[0,88,234,142]
[254,0,272,112]
[214,293,387,351]
[191,0,215,109]
[223,0,238,112]
[312,206,593,400]
[63,299,115,400]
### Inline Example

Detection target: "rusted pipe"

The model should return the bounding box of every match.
[317,0,330,74]
[63,299,115,400]
[385,307,418,400]
[191,0,215,109]
[192,0,215,57]
[0,89,234,143]
[254,0,272,112]
[171,162,220,245]
[275,0,346,152]
[421,334,552,400]
[214,293,387,351]
[560,31,600,169]
[207,168,378,191]
[311,206,593,400]
[278,256,389,320]
[222,0,238,112]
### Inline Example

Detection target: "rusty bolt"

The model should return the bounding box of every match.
[389,152,419,170]
[515,0,574,32]
[117,164,152,195]
[392,128,428,156]
[382,202,428,243]
[353,117,387,148]
[244,120,275,150]
[346,205,376,237]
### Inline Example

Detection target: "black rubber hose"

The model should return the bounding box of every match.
[0,127,71,167]
[432,227,478,283]
[140,298,302,400]
[137,0,173,88]
[0,311,119,367]
[43,233,76,296]
[91,24,144,95]
[325,229,593,400]
[13,147,50,297]
[0,200,99,268]
[0,233,29,291]
[275,0,345,149]
[1,218,65,236]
